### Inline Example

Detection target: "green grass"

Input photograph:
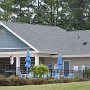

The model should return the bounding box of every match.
[0,81,90,90]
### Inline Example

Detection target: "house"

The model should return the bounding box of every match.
[0,21,90,76]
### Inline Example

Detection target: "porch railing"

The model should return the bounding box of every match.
[47,69,87,79]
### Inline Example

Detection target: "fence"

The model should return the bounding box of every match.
[20,69,90,79]
[48,69,90,79]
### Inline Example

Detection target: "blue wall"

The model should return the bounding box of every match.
[0,26,29,48]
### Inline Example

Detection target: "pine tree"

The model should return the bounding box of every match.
[0,0,13,21]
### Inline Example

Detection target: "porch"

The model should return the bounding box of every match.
[0,50,56,76]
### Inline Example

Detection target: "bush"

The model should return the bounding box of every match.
[0,74,90,86]
[0,75,10,86]
[84,67,90,78]
[47,78,63,84]
[78,78,89,81]
[8,75,30,86]
[73,77,79,82]
[30,78,48,85]
[62,78,72,83]
[29,64,49,78]
[73,77,89,82]
[85,67,90,73]
[23,77,32,85]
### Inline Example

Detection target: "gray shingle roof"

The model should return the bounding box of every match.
[1,21,90,55]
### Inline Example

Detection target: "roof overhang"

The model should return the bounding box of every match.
[51,54,90,58]
[0,22,39,52]
[0,48,90,58]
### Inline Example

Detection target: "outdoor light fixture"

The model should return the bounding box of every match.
[83,42,88,45]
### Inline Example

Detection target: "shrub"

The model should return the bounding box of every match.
[47,78,63,84]
[73,77,79,82]
[0,78,10,86]
[62,78,72,83]
[23,77,32,85]
[78,78,89,81]
[84,67,90,78]
[8,75,30,86]
[29,64,49,78]
[30,78,48,85]
[0,75,10,86]
[85,67,90,73]
[29,65,38,77]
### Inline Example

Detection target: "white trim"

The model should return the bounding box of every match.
[0,48,29,49]
[38,51,58,54]
[0,22,39,52]
[35,54,39,65]
[62,55,90,58]
[51,54,90,58]
[0,51,36,57]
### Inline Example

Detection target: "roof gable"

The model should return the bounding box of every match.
[0,25,29,49]
[0,21,38,51]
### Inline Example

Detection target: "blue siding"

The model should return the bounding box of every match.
[0,26,29,48]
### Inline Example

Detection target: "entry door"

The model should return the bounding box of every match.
[64,61,69,76]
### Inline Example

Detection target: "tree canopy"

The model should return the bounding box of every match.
[0,0,90,31]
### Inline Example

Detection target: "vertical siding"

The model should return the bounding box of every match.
[0,26,29,48]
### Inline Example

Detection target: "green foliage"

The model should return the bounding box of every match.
[73,76,89,82]
[84,67,90,78]
[47,78,63,84]
[29,64,49,78]
[0,74,89,86]
[73,77,80,82]
[0,75,10,86]
[30,78,48,85]
[8,75,29,86]
[62,78,72,83]
[37,64,49,77]
[85,67,90,74]
[1,0,90,30]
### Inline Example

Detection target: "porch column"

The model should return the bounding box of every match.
[16,56,20,75]
[35,54,39,65]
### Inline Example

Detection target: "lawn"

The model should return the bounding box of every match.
[0,81,90,90]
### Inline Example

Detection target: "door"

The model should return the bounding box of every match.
[64,61,69,76]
